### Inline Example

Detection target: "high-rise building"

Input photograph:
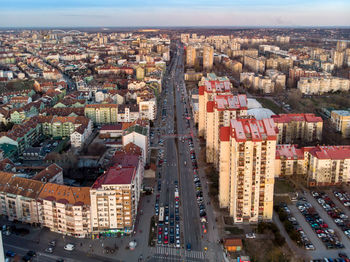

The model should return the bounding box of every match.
[205,94,248,166]
[186,45,196,67]
[203,45,214,70]
[333,50,344,68]
[219,118,277,223]
[198,74,232,137]
[336,41,347,52]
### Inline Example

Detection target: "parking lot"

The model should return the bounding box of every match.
[288,192,350,260]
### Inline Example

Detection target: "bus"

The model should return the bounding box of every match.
[158,207,165,225]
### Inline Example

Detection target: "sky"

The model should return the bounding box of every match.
[0,0,349,27]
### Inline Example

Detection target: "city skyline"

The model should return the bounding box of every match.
[0,0,349,27]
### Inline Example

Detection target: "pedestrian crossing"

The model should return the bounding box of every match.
[153,246,206,260]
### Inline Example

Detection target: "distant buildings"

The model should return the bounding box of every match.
[297,76,350,95]
[203,45,214,71]
[243,56,265,73]
[186,45,197,67]
[219,118,277,223]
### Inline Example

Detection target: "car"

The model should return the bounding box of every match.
[22,255,32,262]
[339,253,349,259]
[64,243,75,251]
[5,251,15,257]
[170,235,175,244]
[170,227,174,236]
[45,247,54,253]
[186,243,191,251]
[164,235,169,244]
[176,239,181,248]
[158,234,162,244]
[27,251,36,257]
[49,240,56,247]
[246,233,256,239]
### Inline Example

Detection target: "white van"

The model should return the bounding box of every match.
[64,243,75,251]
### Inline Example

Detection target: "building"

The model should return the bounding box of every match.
[297,76,350,95]
[223,238,243,252]
[32,164,63,184]
[139,99,156,121]
[219,118,277,223]
[243,56,265,73]
[90,154,142,235]
[272,113,323,144]
[275,144,305,177]
[305,146,350,186]
[39,184,91,238]
[0,174,44,225]
[333,50,344,68]
[84,104,118,124]
[205,94,248,166]
[203,45,214,70]
[122,125,149,163]
[186,46,196,67]
[331,110,350,138]
[198,74,232,137]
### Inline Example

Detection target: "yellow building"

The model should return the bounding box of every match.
[198,74,232,137]
[219,118,277,223]
[272,114,323,144]
[205,94,248,167]
[84,104,118,124]
[136,66,145,80]
[331,110,350,138]
[186,45,196,67]
[203,45,214,70]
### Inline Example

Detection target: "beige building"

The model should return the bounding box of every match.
[198,74,232,137]
[186,45,196,67]
[203,45,214,70]
[297,76,350,95]
[219,118,277,223]
[275,144,305,177]
[333,50,344,68]
[305,146,350,186]
[331,110,350,138]
[205,94,248,167]
[243,56,265,73]
[39,184,91,238]
[272,113,323,144]
[90,157,142,235]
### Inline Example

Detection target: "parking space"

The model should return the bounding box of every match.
[303,192,350,257]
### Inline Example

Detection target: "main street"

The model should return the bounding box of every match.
[150,42,226,261]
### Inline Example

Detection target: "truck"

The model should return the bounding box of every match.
[158,207,165,225]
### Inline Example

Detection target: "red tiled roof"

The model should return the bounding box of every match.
[92,166,136,189]
[220,126,231,142]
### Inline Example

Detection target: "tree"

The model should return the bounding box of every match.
[87,142,106,156]
[242,78,252,89]
[287,89,302,109]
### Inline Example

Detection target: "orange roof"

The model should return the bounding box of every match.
[224,238,242,247]
[39,183,90,206]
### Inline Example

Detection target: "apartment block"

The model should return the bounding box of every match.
[203,45,214,70]
[297,76,350,95]
[198,74,232,137]
[305,146,350,186]
[243,56,265,73]
[90,156,142,235]
[39,184,91,238]
[84,104,118,124]
[186,45,196,67]
[331,110,350,138]
[219,118,277,223]
[275,144,305,177]
[205,94,248,167]
[272,114,323,144]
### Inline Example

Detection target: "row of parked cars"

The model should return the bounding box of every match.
[297,200,344,249]
[280,203,314,250]
[334,191,350,208]
[312,191,350,240]
[188,137,207,230]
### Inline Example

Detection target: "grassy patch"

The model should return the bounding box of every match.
[148,216,156,247]
[274,195,292,205]
[225,226,244,235]
[256,97,285,114]
[274,179,295,194]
